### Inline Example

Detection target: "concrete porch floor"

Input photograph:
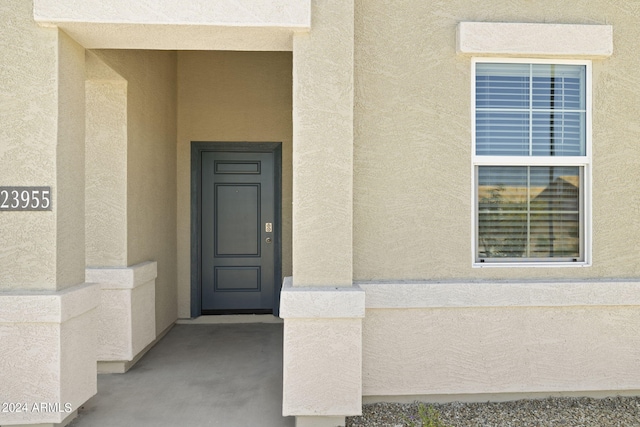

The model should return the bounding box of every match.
[69,321,294,427]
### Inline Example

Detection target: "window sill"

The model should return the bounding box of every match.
[473,261,590,268]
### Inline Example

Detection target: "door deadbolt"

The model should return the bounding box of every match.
[265,237,273,244]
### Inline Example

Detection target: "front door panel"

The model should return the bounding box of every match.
[201,151,275,312]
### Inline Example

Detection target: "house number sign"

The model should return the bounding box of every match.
[0,187,52,211]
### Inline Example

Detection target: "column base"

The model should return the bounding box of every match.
[97,321,173,374]
[296,416,346,427]
[280,277,364,417]
[86,261,156,369]
[9,410,78,427]
[0,283,98,426]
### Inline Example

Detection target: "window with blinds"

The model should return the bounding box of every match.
[473,60,589,264]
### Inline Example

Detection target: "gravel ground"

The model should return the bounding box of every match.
[346,397,640,427]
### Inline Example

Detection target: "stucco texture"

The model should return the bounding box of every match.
[89,50,178,334]
[353,1,640,281]
[283,318,362,416]
[351,1,640,401]
[34,0,310,25]
[292,0,354,287]
[34,0,310,51]
[0,283,98,425]
[85,52,128,267]
[89,262,157,362]
[363,306,640,397]
[176,51,293,318]
[0,0,85,291]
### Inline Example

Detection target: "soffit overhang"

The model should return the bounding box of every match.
[33,0,310,51]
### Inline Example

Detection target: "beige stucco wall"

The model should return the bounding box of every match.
[56,31,87,290]
[89,50,178,334]
[0,0,57,290]
[176,51,293,318]
[85,53,128,267]
[353,1,640,281]
[350,0,640,402]
[0,0,85,291]
[292,0,354,287]
[363,305,640,398]
[361,281,640,398]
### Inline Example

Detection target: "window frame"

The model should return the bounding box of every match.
[471,57,592,267]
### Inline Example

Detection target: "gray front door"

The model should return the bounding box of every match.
[201,151,276,313]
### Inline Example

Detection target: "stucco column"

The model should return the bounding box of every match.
[283,1,361,426]
[0,2,97,425]
[85,51,157,373]
[291,0,353,288]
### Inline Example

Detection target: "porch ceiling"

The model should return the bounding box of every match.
[33,0,310,50]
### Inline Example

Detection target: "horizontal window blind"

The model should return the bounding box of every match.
[476,63,586,157]
[478,166,581,260]
[474,60,588,264]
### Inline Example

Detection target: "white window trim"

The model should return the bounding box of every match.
[471,57,592,268]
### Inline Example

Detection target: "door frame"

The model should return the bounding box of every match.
[191,142,282,317]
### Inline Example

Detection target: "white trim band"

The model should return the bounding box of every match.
[0,282,99,323]
[279,277,365,319]
[457,22,613,58]
[86,261,157,290]
[360,280,640,309]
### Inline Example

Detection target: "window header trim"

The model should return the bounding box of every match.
[457,22,613,58]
